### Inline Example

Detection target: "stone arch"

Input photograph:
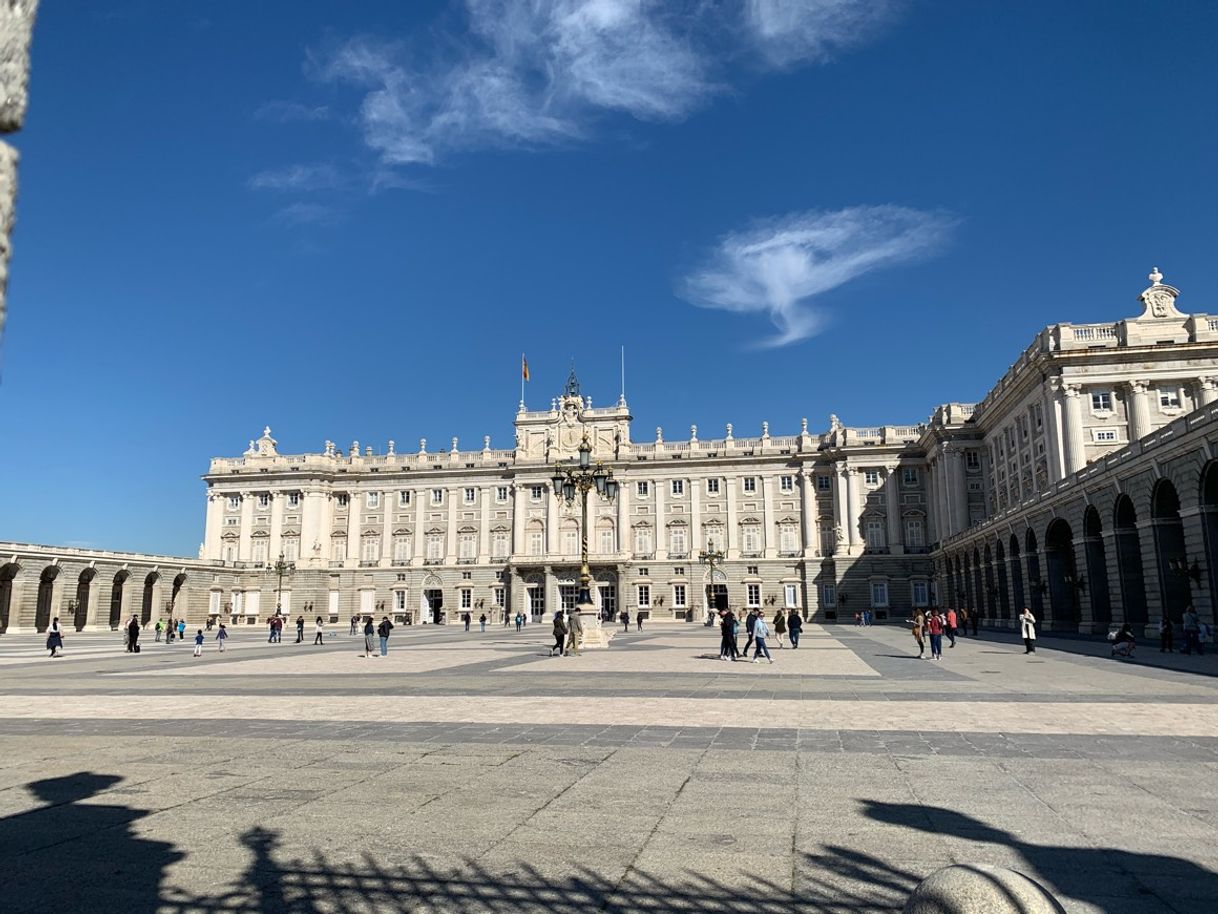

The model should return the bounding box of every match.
[1201,461,1218,617]
[1009,534,1026,615]
[108,570,131,630]
[0,562,20,634]
[1025,528,1045,620]
[74,568,97,631]
[171,573,188,621]
[1082,506,1112,630]
[1045,518,1080,628]
[594,516,616,554]
[35,565,60,632]
[141,571,160,625]
[1114,493,1149,624]
[1151,479,1189,624]
[995,539,1011,619]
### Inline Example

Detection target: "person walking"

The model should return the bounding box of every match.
[349,615,358,636]
[314,616,325,645]
[927,609,944,660]
[47,617,64,658]
[945,608,958,648]
[362,617,377,658]
[636,610,643,631]
[787,610,802,649]
[176,619,186,643]
[216,623,228,652]
[620,610,629,632]
[515,611,524,632]
[1159,614,1174,653]
[154,619,163,642]
[127,615,141,654]
[550,610,568,657]
[567,609,584,656]
[479,613,487,633]
[957,608,968,638]
[909,609,925,659]
[1182,605,1203,655]
[719,610,739,661]
[165,617,174,644]
[193,629,204,657]
[773,610,786,648]
[462,612,471,632]
[1019,607,1037,654]
[377,616,393,656]
[970,608,979,636]
[752,614,774,664]
[743,609,758,656]
[295,616,305,644]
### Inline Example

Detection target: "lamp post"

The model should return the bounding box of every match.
[551,434,619,646]
[698,548,725,624]
[272,552,295,615]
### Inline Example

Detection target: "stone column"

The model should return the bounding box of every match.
[725,475,739,559]
[546,483,558,556]
[1041,385,1064,484]
[1127,379,1152,442]
[924,461,938,546]
[690,476,702,558]
[846,468,863,555]
[301,491,324,568]
[1061,383,1087,475]
[237,492,253,562]
[269,492,284,561]
[511,484,524,556]
[1135,518,1165,635]
[799,470,816,557]
[346,493,361,567]
[1198,377,1218,408]
[380,491,393,567]
[413,491,426,563]
[654,478,667,559]
[616,477,630,555]
[885,468,903,554]
[203,494,222,562]
[952,449,971,535]
[445,487,458,563]
[833,467,850,552]
[478,486,491,562]
[1179,503,1215,627]
[761,475,776,558]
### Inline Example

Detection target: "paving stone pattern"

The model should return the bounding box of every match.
[0,622,1215,913]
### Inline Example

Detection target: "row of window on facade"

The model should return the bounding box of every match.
[221,467,934,516]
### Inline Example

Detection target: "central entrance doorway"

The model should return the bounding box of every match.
[598,584,617,621]
[425,589,444,625]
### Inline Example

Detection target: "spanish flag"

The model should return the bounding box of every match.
[521,354,530,382]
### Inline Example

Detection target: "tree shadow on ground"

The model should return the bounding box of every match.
[862,800,1218,912]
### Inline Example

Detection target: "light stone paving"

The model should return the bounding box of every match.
[0,622,1216,913]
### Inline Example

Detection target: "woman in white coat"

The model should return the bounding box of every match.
[1019,607,1036,654]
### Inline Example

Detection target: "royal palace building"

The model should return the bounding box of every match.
[3,268,1218,637]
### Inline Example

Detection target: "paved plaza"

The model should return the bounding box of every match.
[0,622,1216,914]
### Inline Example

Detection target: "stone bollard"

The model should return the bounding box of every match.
[904,864,1066,914]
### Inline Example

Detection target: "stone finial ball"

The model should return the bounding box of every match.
[904,865,1066,914]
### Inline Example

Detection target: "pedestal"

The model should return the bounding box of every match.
[575,601,615,650]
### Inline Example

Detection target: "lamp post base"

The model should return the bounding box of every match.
[575,601,615,650]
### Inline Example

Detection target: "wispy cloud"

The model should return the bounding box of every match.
[254,100,333,123]
[249,163,345,192]
[313,0,900,168]
[679,205,956,348]
[272,202,341,227]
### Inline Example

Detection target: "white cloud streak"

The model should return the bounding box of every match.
[272,202,340,227]
[254,100,333,123]
[315,0,901,167]
[249,163,345,192]
[680,205,956,348]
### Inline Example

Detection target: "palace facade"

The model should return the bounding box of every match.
[3,268,1217,635]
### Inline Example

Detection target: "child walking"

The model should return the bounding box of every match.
[193,629,204,657]
[216,623,228,652]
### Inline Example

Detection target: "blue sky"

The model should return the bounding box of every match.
[2,0,1216,556]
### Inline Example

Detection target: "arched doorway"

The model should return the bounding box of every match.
[171,573,187,622]
[1114,494,1148,624]
[140,572,159,625]
[0,563,20,634]
[75,569,96,631]
[1045,519,1080,628]
[1152,480,1190,625]
[1201,461,1218,616]
[1083,506,1112,631]
[108,570,130,630]
[1009,535,1026,613]
[983,545,996,619]
[35,566,60,632]
[995,540,1011,619]
[1025,529,1045,620]
[944,558,957,610]
[972,549,984,620]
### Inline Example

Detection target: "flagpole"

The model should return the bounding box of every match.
[520,353,525,409]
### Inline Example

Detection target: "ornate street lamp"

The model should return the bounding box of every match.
[272,552,295,615]
[1169,556,1202,586]
[698,548,726,625]
[552,435,619,635]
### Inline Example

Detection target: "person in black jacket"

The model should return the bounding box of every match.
[362,617,376,658]
[295,616,305,644]
[377,616,394,656]
[127,615,141,653]
[743,610,758,655]
[719,610,739,661]
[550,611,568,657]
[787,610,803,649]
